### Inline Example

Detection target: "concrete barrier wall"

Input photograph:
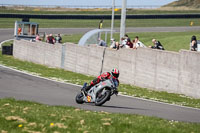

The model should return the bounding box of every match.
[179,50,200,98]
[63,43,104,76]
[14,40,62,68]
[155,50,179,93]
[13,40,200,98]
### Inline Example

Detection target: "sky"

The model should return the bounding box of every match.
[0,0,177,7]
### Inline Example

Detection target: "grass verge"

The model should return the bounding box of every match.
[62,31,199,52]
[0,52,200,109]
[1,31,197,52]
[1,98,200,133]
[1,18,200,28]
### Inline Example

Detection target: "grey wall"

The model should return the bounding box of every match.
[13,40,200,98]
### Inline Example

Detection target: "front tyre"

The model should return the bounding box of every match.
[95,90,111,106]
[75,92,84,104]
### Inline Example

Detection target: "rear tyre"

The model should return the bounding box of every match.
[75,92,84,104]
[95,90,110,106]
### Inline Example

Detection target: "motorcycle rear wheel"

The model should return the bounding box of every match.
[75,92,84,104]
[95,90,110,106]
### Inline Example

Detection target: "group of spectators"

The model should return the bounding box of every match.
[35,33,62,44]
[105,34,165,50]
[35,33,198,52]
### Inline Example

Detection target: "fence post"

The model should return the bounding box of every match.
[61,44,66,69]
[100,47,106,74]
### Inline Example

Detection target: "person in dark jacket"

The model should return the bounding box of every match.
[190,35,197,51]
[149,39,164,50]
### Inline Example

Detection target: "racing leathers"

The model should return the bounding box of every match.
[84,72,119,93]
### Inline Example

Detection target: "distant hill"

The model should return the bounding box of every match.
[163,0,200,9]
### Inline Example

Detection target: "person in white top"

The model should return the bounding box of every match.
[133,36,146,49]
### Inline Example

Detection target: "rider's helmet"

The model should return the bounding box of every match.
[111,68,120,78]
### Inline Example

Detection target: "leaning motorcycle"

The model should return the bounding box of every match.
[75,77,119,106]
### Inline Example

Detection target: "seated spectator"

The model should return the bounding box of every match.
[47,34,55,44]
[119,37,127,48]
[126,39,133,48]
[133,36,146,49]
[124,34,131,42]
[35,34,41,41]
[110,38,119,50]
[149,39,165,50]
[190,35,197,51]
[55,34,62,43]
[98,38,107,47]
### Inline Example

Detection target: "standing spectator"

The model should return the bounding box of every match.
[98,38,107,47]
[149,39,165,50]
[18,27,22,35]
[47,34,55,44]
[190,35,197,51]
[133,36,146,49]
[55,34,62,43]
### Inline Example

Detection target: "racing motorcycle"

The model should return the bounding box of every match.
[75,77,119,106]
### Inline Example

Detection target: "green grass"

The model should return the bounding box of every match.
[61,31,199,52]
[1,18,200,28]
[0,52,200,109]
[1,40,13,47]
[2,31,196,52]
[1,31,197,52]
[1,98,200,133]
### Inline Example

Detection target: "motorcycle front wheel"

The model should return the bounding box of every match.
[75,92,84,104]
[95,90,111,106]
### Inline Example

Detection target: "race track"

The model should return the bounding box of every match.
[0,65,200,123]
[1,27,200,123]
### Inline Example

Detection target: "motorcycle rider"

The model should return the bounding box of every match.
[83,68,120,94]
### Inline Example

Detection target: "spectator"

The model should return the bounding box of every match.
[124,34,131,42]
[110,38,119,50]
[18,27,22,35]
[119,37,127,48]
[149,39,165,50]
[126,39,133,48]
[47,34,55,44]
[133,36,146,49]
[35,34,41,41]
[46,34,49,43]
[190,35,197,51]
[98,38,107,47]
[55,34,62,43]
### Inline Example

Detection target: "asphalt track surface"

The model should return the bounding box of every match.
[0,65,200,123]
[1,26,200,43]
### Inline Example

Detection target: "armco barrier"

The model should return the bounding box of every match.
[13,40,200,98]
